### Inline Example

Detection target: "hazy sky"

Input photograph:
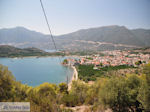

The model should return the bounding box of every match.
[0,0,150,35]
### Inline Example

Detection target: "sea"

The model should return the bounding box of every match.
[0,57,73,86]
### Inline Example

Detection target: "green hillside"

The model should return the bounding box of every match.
[0,45,63,57]
[0,62,150,111]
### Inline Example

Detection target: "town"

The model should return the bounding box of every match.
[65,50,150,68]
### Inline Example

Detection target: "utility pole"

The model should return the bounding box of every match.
[66,75,69,85]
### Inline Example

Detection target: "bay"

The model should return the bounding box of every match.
[0,57,73,86]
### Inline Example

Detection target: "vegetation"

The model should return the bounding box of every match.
[0,45,106,57]
[0,63,150,112]
[135,60,142,65]
[0,45,65,57]
[77,64,135,82]
[62,59,69,65]
[0,64,70,112]
[131,47,150,54]
[86,57,93,60]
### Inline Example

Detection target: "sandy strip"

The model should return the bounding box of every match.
[68,66,78,90]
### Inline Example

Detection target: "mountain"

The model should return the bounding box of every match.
[0,26,150,51]
[0,27,54,49]
[58,25,149,46]
[0,27,49,43]
[131,28,150,46]
[56,25,150,51]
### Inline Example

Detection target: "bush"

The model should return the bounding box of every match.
[1,63,150,112]
[62,94,78,107]
[138,63,150,111]
[59,83,68,94]
[97,75,143,111]
[0,64,16,101]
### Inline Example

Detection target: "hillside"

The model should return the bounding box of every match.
[0,45,53,57]
[0,61,150,111]
[131,47,150,54]
[0,27,49,43]
[0,26,150,51]
[131,29,150,46]
[58,26,144,46]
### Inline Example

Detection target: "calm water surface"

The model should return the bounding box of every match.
[0,57,73,86]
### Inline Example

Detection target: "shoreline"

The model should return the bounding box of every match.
[68,65,78,90]
[0,55,80,59]
[0,56,79,89]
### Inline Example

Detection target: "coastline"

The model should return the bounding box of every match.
[68,65,78,90]
[0,55,80,59]
[0,56,79,88]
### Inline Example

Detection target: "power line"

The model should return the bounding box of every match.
[40,0,61,63]
[40,0,71,85]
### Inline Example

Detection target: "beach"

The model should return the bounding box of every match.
[68,65,78,90]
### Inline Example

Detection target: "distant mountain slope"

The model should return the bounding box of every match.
[131,29,150,46]
[58,25,148,46]
[0,27,49,43]
[0,26,150,51]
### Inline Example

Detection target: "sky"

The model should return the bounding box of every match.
[0,0,150,35]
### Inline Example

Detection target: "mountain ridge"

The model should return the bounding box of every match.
[0,25,150,51]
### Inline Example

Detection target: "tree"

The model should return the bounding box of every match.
[31,83,59,112]
[61,94,78,107]
[138,80,150,111]
[99,63,103,67]
[0,64,15,101]
[143,63,150,85]
[62,59,68,65]
[135,60,142,66]
[98,75,142,111]
[70,80,89,105]
[59,83,68,94]
[138,63,150,111]
[98,77,129,111]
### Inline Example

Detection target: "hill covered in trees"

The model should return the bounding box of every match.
[0,45,63,57]
[0,63,150,112]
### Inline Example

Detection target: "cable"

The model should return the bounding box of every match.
[40,0,61,63]
[40,0,72,85]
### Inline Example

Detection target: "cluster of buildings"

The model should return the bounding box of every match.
[67,50,150,67]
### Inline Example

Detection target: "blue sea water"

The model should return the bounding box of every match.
[0,57,73,86]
